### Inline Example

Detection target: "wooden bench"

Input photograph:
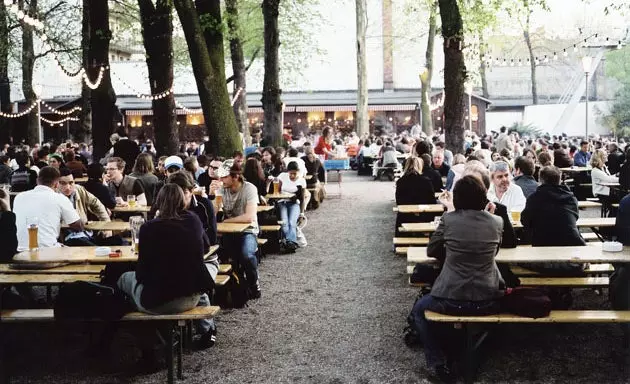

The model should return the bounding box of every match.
[218,264,232,274]
[582,232,600,242]
[511,263,614,276]
[215,274,230,287]
[0,274,100,284]
[259,225,281,232]
[257,238,268,246]
[395,247,408,256]
[0,264,104,274]
[0,306,220,384]
[424,309,630,383]
[393,237,430,246]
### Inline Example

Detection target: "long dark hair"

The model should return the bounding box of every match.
[243,158,265,183]
[154,184,186,219]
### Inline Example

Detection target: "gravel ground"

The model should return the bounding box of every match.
[5,172,630,383]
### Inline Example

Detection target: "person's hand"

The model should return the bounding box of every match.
[438,191,454,212]
[102,173,110,184]
[209,180,222,195]
[115,196,126,206]
[485,201,496,214]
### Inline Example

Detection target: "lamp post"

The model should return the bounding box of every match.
[582,56,592,140]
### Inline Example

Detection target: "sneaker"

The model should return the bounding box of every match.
[249,282,262,300]
[193,328,217,350]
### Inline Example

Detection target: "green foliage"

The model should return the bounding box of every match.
[598,46,630,138]
[509,121,543,137]
[605,45,630,86]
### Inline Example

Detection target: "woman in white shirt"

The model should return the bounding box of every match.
[590,149,619,210]
[277,161,307,253]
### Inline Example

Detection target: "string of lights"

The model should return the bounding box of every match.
[483,33,623,68]
[40,116,79,125]
[0,98,39,118]
[40,100,81,116]
[110,71,174,100]
[174,100,202,114]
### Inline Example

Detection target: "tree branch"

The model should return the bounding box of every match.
[226,46,260,84]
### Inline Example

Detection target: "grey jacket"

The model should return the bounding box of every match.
[428,210,504,301]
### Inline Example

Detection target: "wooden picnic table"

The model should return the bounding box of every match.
[400,217,616,233]
[597,182,621,187]
[257,205,274,213]
[559,167,591,172]
[393,204,445,213]
[265,193,295,200]
[578,200,602,208]
[62,221,131,232]
[216,222,252,233]
[407,244,630,264]
[112,205,151,213]
[74,177,88,183]
[13,246,137,264]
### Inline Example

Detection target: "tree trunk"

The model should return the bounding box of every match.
[0,1,12,145]
[438,0,466,154]
[88,0,116,161]
[261,0,282,147]
[174,0,241,157]
[77,0,92,143]
[138,0,178,156]
[355,0,368,137]
[225,0,249,144]
[20,0,38,145]
[523,11,538,104]
[479,34,489,99]
[420,0,437,136]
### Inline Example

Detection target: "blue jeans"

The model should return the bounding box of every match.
[221,233,259,288]
[278,201,300,243]
[411,294,500,368]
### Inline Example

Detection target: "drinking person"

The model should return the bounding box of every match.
[104,157,147,206]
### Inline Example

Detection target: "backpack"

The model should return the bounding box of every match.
[213,270,249,309]
[54,281,134,321]
[610,265,630,310]
[500,287,552,318]
[9,169,30,192]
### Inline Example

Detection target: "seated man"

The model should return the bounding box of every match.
[83,163,117,211]
[13,166,83,249]
[10,151,37,192]
[512,156,539,198]
[104,157,147,206]
[487,160,526,214]
[58,168,121,246]
[431,150,450,178]
[210,160,261,299]
[198,156,223,195]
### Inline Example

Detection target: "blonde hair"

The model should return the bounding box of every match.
[590,149,606,169]
[452,154,466,166]
[403,156,423,176]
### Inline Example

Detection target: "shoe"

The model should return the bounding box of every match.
[280,241,296,254]
[193,328,217,350]
[249,282,261,300]
[128,354,166,376]
[434,364,455,384]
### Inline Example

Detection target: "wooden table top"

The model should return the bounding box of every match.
[400,217,616,233]
[216,222,252,233]
[559,167,592,172]
[393,204,445,213]
[257,205,274,213]
[577,200,602,208]
[265,193,295,200]
[408,244,630,264]
[597,182,621,187]
[61,221,131,232]
[13,246,137,264]
[112,205,151,213]
[74,177,88,183]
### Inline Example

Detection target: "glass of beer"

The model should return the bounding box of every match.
[127,195,137,208]
[273,179,280,194]
[510,210,521,223]
[129,216,145,254]
[215,189,223,208]
[26,216,38,251]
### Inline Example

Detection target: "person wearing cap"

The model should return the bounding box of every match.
[276,161,307,252]
[209,159,261,299]
[487,160,526,213]
[104,157,147,206]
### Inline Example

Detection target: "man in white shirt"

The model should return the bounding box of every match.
[487,160,526,213]
[13,166,83,249]
[282,148,307,178]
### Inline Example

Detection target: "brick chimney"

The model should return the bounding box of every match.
[382,0,394,91]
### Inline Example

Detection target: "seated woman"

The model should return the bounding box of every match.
[395,156,436,237]
[276,161,307,253]
[410,175,504,382]
[117,184,214,315]
[130,153,160,206]
[591,148,620,215]
[243,157,269,198]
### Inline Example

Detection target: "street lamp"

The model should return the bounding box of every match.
[582,56,592,139]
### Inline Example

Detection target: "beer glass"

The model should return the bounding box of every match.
[129,216,145,254]
[26,216,38,251]
[273,179,280,194]
[127,195,137,208]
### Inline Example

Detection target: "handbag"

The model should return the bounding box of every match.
[500,287,552,318]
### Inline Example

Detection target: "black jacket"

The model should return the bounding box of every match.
[0,164,11,184]
[616,194,630,245]
[0,211,17,262]
[83,179,117,210]
[136,211,213,309]
[609,150,625,175]
[395,172,437,235]
[521,184,585,246]
[422,168,444,192]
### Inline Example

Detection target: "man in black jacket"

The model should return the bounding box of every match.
[607,143,625,175]
[512,156,539,198]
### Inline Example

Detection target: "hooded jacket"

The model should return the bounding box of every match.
[521,184,585,246]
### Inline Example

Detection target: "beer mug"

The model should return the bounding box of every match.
[26,216,39,251]
[510,210,521,223]
[273,178,280,194]
[127,195,137,208]
[129,216,145,254]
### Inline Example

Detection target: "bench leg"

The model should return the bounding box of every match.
[165,325,174,384]
[462,325,489,384]
[177,322,184,380]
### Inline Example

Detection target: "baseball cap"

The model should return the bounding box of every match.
[164,155,184,170]
[216,159,235,178]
